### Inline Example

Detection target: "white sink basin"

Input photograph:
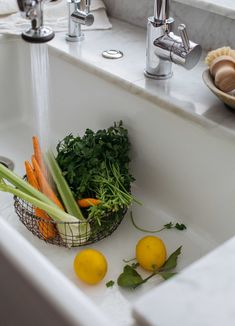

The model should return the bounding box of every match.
[1,26,235,326]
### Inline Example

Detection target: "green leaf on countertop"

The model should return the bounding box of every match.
[117,265,143,288]
[106,280,115,288]
[160,246,182,272]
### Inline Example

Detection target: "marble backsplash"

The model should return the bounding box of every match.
[104,0,235,50]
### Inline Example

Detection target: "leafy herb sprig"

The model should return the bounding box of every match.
[56,121,134,198]
[106,280,115,288]
[131,212,186,233]
[117,246,182,289]
[56,122,137,228]
[87,164,141,225]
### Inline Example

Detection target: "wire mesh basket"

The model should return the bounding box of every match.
[14,195,127,248]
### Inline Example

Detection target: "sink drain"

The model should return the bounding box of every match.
[102,49,123,59]
[0,157,14,171]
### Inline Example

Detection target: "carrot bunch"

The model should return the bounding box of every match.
[25,136,63,240]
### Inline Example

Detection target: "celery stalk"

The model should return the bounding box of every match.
[0,164,90,245]
[0,163,57,208]
[44,150,86,221]
[0,183,90,245]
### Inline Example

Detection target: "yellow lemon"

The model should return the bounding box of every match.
[136,236,167,271]
[74,249,108,285]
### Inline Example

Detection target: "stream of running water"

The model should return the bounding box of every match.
[30,44,50,152]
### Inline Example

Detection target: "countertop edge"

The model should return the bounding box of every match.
[48,44,235,145]
[0,218,112,326]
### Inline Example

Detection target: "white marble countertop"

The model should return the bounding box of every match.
[175,0,235,19]
[48,18,235,143]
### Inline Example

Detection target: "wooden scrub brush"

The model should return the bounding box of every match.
[205,47,235,93]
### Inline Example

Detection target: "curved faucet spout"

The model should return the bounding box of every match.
[17,0,55,43]
[154,0,170,22]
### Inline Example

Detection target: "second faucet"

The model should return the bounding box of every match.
[66,0,94,42]
[145,0,202,79]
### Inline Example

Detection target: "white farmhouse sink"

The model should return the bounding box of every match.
[1,21,235,326]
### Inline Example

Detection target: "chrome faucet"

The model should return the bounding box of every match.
[17,0,54,43]
[66,0,94,42]
[145,0,202,79]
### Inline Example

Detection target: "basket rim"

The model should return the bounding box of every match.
[13,175,129,247]
[13,195,128,225]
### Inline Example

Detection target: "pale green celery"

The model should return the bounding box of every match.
[0,163,90,245]
[44,150,86,222]
[0,183,90,245]
[0,163,57,208]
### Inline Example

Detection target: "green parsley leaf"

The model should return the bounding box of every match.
[117,265,143,288]
[131,213,186,233]
[56,122,137,232]
[164,222,174,229]
[159,271,177,280]
[160,246,182,271]
[175,223,187,231]
[106,280,115,288]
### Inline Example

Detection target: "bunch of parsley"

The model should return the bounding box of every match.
[56,121,135,225]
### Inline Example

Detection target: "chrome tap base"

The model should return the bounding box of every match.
[144,70,173,80]
[145,16,175,80]
[22,26,55,43]
[66,33,84,42]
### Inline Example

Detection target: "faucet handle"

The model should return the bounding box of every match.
[71,10,94,26]
[178,24,190,52]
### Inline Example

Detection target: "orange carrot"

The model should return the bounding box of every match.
[78,198,101,208]
[32,155,64,210]
[25,160,40,190]
[36,208,57,240]
[25,160,57,239]
[32,136,48,178]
